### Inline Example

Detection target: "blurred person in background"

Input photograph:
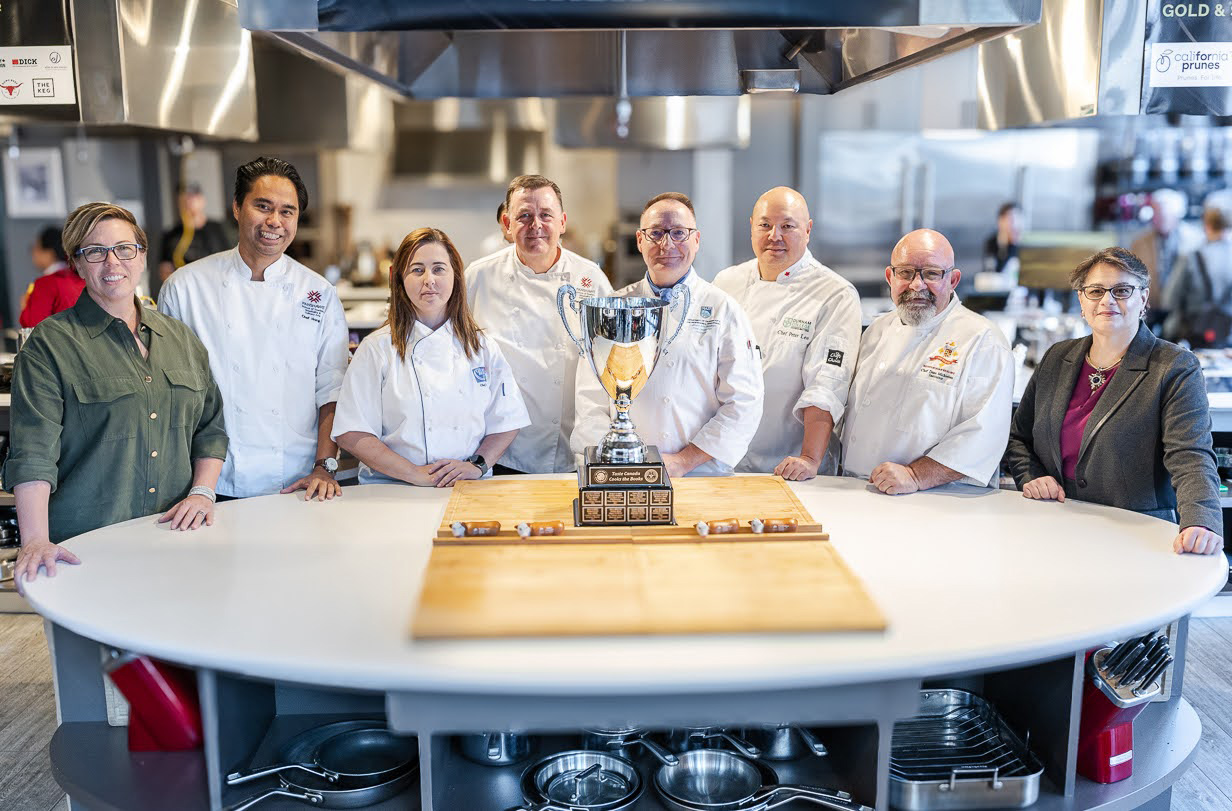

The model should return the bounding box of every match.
[477,200,514,258]
[1008,247,1221,555]
[1162,192,1232,348]
[1133,188,1199,332]
[5,202,227,586]
[982,202,1023,275]
[19,225,84,327]
[157,181,230,286]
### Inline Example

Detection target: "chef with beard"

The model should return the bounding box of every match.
[840,229,1013,494]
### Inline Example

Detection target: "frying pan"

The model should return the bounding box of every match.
[655,750,873,811]
[227,724,417,788]
[225,765,417,811]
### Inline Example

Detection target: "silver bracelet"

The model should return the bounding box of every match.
[188,485,216,503]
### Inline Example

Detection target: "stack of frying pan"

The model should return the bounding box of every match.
[225,720,418,810]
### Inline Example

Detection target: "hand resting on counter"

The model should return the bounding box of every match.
[13,539,80,592]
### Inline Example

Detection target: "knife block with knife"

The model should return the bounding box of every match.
[1077,631,1173,783]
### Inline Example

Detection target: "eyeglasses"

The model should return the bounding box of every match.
[639,227,698,244]
[1078,284,1145,301]
[890,265,952,283]
[75,243,144,263]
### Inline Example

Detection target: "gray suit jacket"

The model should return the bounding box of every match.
[1007,323,1221,532]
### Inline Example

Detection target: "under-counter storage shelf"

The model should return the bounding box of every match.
[431,726,879,811]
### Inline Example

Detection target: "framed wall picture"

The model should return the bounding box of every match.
[2,147,67,218]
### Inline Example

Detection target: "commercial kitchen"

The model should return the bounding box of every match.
[3,1,1232,810]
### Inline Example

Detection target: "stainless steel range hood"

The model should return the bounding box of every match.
[240,1,1043,99]
[3,0,257,139]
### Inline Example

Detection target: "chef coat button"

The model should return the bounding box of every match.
[144,376,152,383]
[1078,478,1087,488]
[553,418,560,425]
[553,379,562,386]
[149,412,158,420]
[148,487,156,494]
[878,362,885,369]
[662,396,669,403]
[150,451,158,458]
[226,322,233,329]
[863,398,870,406]
[232,363,240,371]
[668,361,675,367]
[272,409,279,416]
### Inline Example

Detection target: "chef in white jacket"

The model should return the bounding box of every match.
[572,192,763,479]
[465,174,613,474]
[714,187,861,479]
[333,228,529,486]
[842,228,1013,494]
[159,157,350,500]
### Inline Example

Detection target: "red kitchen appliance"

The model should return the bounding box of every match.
[104,652,203,751]
[1077,633,1172,783]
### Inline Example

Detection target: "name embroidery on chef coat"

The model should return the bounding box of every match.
[472,366,489,385]
[301,290,326,323]
[776,316,813,341]
[920,340,961,384]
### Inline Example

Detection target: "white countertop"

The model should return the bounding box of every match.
[22,476,1225,695]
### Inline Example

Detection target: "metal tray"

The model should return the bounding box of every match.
[889,689,1043,810]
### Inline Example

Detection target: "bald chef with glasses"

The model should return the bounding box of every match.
[841,229,1013,494]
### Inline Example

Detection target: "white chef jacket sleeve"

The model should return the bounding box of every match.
[314,288,351,408]
[481,340,532,434]
[794,284,861,424]
[924,329,1014,486]
[156,274,183,321]
[690,305,765,468]
[570,353,613,459]
[330,335,386,442]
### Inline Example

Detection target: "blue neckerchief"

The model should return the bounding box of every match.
[645,268,693,300]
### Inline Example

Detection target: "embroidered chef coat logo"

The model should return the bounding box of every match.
[921,340,961,383]
[300,290,326,323]
[581,276,593,288]
[776,316,813,341]
[700,306,713,318]
[826,349,844,367]
[472,366,489,385]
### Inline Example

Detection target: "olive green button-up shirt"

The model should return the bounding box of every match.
[3,293,228,542]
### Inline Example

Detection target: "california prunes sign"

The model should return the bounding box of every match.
[1144,2,1232,114]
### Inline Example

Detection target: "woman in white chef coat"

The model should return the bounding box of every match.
[332,228,530,486]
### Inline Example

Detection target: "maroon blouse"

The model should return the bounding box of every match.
[1060,359,1119,481]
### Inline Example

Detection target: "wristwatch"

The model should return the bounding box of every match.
[314,457,339,475]
[467,454,489,476]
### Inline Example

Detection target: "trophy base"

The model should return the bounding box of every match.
[574,445,674,527]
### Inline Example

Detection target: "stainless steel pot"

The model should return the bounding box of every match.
[743,725,828,761]
[583,727,678,765]
[516,749,644,811]
[654,750,872,811]
[460,731,532,766]
[664,727,761,758]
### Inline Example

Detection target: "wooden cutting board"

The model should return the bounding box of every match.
[411,540,887,638]
[435,476,825,544]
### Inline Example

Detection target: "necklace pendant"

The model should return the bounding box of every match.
[1089,370,1105,391]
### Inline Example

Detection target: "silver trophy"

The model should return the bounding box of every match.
[557,285,690,464]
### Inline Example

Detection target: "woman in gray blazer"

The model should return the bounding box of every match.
[1007,247,1223,555]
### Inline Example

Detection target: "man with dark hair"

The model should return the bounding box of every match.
[465,174,613,473]
[20,225,84,327]
[158,156,349,501]
[572,192,763,479]
[157,182,230,286]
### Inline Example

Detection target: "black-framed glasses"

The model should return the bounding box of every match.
[890,265,952,283]
[75,243,144,263]
[1078,283,1145,301]
[639,227,698,244]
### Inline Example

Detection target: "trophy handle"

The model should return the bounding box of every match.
[556,284,585,354]
[662,284,692,351]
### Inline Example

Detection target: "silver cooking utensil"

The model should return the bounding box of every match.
[583,727,679,765]
[226,725,417,787]
[655,750,870,811]
[460,731,532,766]
[743,725,828,760]
[665,726,761,758]
[890,690,1043,811]
[517,750,644,811]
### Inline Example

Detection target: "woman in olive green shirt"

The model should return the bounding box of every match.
[5,202,228,587]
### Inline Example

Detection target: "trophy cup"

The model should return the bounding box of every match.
[558,285,690,526]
